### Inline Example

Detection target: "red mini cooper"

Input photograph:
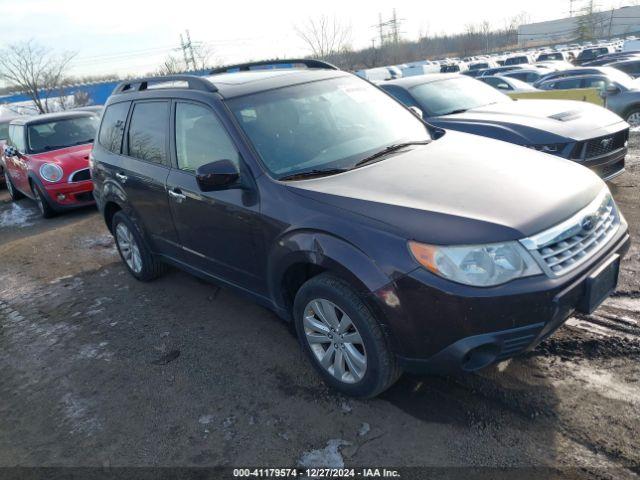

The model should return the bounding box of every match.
[2,111,99,217]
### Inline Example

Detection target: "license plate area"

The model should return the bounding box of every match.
[578,254,620,314]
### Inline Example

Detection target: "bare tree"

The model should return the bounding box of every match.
[294,15,352,58]
[0,40,76,114]
[156,54,185,75]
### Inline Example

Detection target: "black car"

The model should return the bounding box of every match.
[380,74,629,180]
[91,60,630,398]
[534,66,630,87]
[606,59,640,78]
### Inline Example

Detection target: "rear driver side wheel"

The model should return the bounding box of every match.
[112,211,166,281]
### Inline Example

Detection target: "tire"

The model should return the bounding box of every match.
[32,183,55,218]
[293,273,401,398]
[111,211,166,281]
[5,172,24,201]
[625,108,640,129]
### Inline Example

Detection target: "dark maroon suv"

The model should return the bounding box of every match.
[91,60,630,398]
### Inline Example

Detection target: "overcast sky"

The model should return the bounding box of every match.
[0,0,634,78]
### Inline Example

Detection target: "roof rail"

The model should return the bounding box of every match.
[113,75,217,95]
[209,59,339,75]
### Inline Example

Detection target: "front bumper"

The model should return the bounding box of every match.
[42,179,95,210]
[581,146,626,181]
[375,228,630,374]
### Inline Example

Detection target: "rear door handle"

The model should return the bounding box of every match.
[115,172,128,183]
[168,189,187,203]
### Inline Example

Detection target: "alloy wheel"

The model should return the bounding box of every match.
[33,187,45,215]
[627,112,640,129]
[303,299,367,384]
[115,223,143,274]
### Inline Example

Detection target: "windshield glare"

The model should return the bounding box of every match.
[227,76,430,178]
[27,116,98,154]
[410,77,511,116]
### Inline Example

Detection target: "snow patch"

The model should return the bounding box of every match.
[0,202,37,228]
[61,393,102,435]
[298,439,350,469]
[199,414,215,425]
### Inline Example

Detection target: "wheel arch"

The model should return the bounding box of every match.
[270,231,392,319]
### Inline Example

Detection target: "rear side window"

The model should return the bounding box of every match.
[8,125,26,152]
[127,101,169,165]
[175,102,239,172]
[99,101,130,153]
[0,122,9,141]
[554,78,583,89]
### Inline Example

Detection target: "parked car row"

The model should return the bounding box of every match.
[0,60,631,399]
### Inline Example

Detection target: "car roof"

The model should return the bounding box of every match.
[204,68,348,98]
[383,73,461,88]
[539,73,604,83]
[10,110,95,126]
[110,68,350,103]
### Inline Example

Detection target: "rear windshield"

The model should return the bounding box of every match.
[538,52,563,61]
[27,116,99,154]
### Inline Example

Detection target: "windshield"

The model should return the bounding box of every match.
[227,76,430,179]
[409,77,511,116]
[27,116,99,154]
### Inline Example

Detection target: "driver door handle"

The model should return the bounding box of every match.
[168,188,186,203]
[115,172,128,183]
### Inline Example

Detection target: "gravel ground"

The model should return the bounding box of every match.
[0,135,639,478]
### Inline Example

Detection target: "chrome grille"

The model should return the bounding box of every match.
[520,191,621,277]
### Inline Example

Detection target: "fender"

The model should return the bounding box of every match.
[268,230,392,311]
[99,178,140,229]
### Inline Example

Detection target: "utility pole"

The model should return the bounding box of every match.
[180,29,197,71]
[569,0,576,17]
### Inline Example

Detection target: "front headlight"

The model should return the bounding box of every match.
[525,143,566,155]
[39,163,63,182]
[408,241,542,287]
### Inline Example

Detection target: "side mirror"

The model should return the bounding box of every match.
[408,106,423,119]
[605,84,621,95]
[3,145,17,157]
[195,159,240,192]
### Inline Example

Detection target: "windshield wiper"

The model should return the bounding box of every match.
[279,168,349,181]
[354,141,431,168]
[442,108,468,116]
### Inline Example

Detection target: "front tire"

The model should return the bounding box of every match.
[625,108,640,129]
[112,211,165,281]
[32,183,55,218]
[293,273,401,398]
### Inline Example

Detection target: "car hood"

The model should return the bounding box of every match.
[31,143,92,163]
[287,131,604,245]
[432,99,626,142]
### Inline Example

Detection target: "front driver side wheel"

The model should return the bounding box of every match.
[112,211,166,281]
[293,273,401,398]
[5,173,24,201]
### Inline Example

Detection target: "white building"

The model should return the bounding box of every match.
[518,5,640,46]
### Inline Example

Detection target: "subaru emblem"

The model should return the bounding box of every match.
[581,215,597,232]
